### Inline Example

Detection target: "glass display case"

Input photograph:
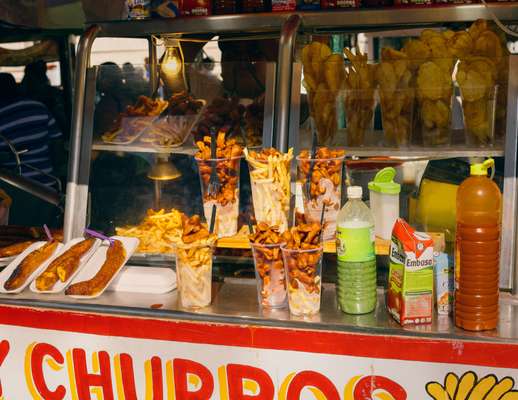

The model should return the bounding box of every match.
[1,4,518,374]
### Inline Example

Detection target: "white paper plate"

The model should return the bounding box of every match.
[30,238,101,294]
[108,266,176,294]
[0,241,64,294]
[66,236,139,299]
[0,256,16,267]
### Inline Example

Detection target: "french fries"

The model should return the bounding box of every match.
[245,147,293,232]
[176,214,216,308]
[116,208,183,254]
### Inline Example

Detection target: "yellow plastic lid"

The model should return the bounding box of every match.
[470,158,494,176]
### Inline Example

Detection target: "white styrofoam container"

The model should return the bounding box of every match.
[369,190,399,240]
[108,266,176,294]
[30,238,101,294]
[66,236,139,299]
[0,241,64,294]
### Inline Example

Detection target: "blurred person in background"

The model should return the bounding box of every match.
[20,60,67,137]
[0,73,62,227]
[94,62,133,136]
[122,62,149,102]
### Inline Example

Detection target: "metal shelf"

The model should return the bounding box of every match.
[94,4,518,37]
[344,146,504,159]
[92,140,198,155]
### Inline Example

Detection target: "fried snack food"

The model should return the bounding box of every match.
[343,48,376,147]
[302,41,345,144]
[139,92,204,147]
[0,241,34,258]
[466,19,509,140]
[166,91,204,115]
[249,223,286,308]
[35,238,96,291]
[297,148,345,240]
[194,96,245,142]
[4,241,59,291]
[281,223,323,316]
[102,96,169,144]
[457,56,498,145]
[403,29,456,146]
[116,208,183,254]
[65,240,126,296]
[176,215,217,308]
[196,132,243,238]
[376,48,414,146]
[245,147,293,232]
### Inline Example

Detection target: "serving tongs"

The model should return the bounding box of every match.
[305,125,319,199]
[208,128,221,197]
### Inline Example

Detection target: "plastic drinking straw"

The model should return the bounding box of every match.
[84,228,115,246]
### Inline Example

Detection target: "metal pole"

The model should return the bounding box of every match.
[63,25,100,242]
[503,56,518,295]
[148,37,158,96]
[274,14,301,152]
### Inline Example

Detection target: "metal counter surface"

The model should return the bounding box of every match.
[0,278,516,343]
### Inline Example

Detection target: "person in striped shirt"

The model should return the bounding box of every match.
[0,72,63,227]
[0,72,62,187]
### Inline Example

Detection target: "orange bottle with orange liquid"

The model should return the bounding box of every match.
[455,158,501,331]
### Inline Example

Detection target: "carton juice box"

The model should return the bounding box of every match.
[429,232,453,315]
[387,218,434,325]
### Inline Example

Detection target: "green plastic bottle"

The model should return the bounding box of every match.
[336,186,377,314]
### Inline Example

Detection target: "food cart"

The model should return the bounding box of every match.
[0,5,518,399]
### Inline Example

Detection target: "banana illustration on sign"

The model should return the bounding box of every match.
[426,372,518,400]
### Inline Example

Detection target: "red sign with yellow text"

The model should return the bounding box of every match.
[0,305,516,399]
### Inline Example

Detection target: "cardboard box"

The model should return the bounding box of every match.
[429,232,453,315]
[387,218,434,325]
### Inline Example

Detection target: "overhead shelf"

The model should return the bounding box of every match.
[94,4,518,37]
[92,140,198,155]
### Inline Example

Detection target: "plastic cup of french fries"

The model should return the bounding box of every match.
[175,214,216,309]
[175,242,214,309]
[245,148,293,233]
[296,148,345,241]
[460,85,497,147]
[343,89,376,147]
[281,223,324,317]
[249,223,287,308]
[195,132,243,239]
[379,88,415,147]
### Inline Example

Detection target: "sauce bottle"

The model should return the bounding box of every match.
[455,158,501,331]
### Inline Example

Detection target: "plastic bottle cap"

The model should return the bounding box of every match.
[368,167,401,194]
[347,186,362,199]
[470,158,494,176]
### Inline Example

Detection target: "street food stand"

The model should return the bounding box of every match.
[1,5,518,399]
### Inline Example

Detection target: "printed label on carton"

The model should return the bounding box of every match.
[387,218,434,326]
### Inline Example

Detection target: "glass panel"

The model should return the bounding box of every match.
[88,62,273,264]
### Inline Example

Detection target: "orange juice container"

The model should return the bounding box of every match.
[455,158,501,331]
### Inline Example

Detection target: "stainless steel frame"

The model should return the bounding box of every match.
[66,9,518,292]
[63,25,100,242]
[274,14,301,151]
